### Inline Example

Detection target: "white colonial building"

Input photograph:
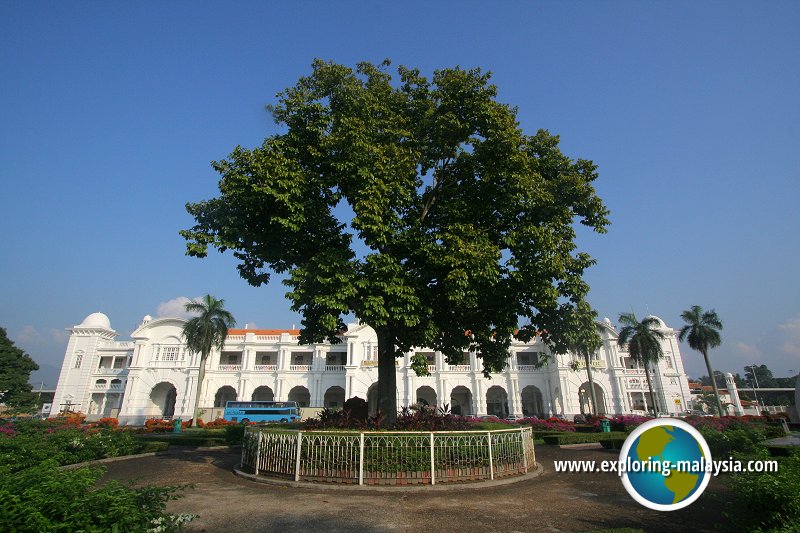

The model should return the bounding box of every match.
[52,312,693,425]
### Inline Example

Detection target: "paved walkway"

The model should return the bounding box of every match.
[101,445,727,532]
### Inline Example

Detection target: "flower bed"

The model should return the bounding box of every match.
[240,427,535,485]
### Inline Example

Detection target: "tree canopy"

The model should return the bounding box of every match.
[0,327,40,411]
[181,60,609,420]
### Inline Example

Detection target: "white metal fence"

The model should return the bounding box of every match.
[241,427,535,485]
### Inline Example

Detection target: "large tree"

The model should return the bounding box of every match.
[0,327,39,411]
[181,295,236,424]
[181,60,609,423]
[679,305,723,416]
[617,313,665,416]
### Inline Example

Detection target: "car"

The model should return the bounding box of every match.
[573,414,588,424]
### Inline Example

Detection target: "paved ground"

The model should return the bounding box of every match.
[101,445,729,532]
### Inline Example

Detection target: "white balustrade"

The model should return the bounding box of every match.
[447,365,471,372]
[289,365,311,372]
[325,365,346,372]
[95,367,126,375]
[254,364,276,371]
[217,364,242,371]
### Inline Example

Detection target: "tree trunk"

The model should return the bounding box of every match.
[584,351,597,416]
[193,351,208,425]
[702,349,725,416]
[644,362,659,417]
[376,329,398,426]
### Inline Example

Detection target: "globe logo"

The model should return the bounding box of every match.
[619,418,712,511]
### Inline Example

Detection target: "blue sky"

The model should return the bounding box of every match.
[2,2,798,388]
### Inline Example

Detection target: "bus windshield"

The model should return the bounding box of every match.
[223,401,301,424]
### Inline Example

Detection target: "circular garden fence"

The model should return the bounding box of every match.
[240,426,536,485]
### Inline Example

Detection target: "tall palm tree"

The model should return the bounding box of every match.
[679,305,723,416]
[565,305,603,416]
[182,295,236,425]
[617,313,666,416]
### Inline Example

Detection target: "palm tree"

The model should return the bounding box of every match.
[679,305,723,416]
[571,337,602,416]
[617,313,666,416]
[182,295,236,425]
[565,307,603,416]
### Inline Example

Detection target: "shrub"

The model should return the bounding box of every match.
[224,424,245,445]
[541,432,627,446]
[517,417,576,433]
[202,418,239,429]
[0,460,193,532]
[144,418,175,433]
[728,450,800,531]
[608,415,652,432]
[305,407,472,431]
[0,419,194,530]
[698,427,768,459]
[343,397,368,423]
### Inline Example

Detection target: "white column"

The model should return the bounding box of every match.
[510,378,523,416]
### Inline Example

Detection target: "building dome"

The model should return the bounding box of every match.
[644,315,667,328]
[78,312,112,329]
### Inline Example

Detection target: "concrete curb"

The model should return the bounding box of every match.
[232,462,544,492]
[59,444,240,469]
[60,450,171,469]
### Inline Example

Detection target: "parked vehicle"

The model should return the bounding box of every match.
[223,401,300,424]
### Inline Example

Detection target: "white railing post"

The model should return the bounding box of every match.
[521,428,528,472]
[254,429,262,475]
[294,432,303,482]
[430,432,436,485]
[359,432,365,485]
[487,432,494,480]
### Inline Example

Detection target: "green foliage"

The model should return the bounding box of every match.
[304,406,471,431]
[181,59,610,421]
[697,427,768,458]
[224,424,245,445]
[0,461,192,532]
[0,327,40,411]
[0,419,193,531]
[728,450,800,532]
[0,420,143,472]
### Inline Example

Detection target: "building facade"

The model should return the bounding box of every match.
[52,312,693,425]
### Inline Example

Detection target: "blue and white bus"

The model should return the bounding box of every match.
[223,401,301,424]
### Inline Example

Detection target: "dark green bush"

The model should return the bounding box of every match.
[224,424,245,445]
[727,450,800,532]
[698,427,767,459]
[0,460,193,532]
[0,419,194,531]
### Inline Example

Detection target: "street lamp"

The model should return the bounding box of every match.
[748,364,762,412]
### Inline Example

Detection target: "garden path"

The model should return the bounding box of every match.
[101,445,728,532]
